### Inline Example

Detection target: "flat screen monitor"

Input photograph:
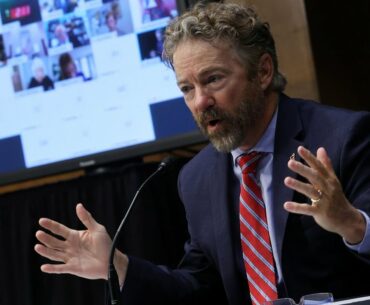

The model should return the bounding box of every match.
[0,0,205,186]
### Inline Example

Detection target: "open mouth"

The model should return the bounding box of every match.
[206,119,223,133]
[208,119,220,127]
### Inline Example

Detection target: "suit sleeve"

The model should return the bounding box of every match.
[120,167,227,304]
[339,112,370,257]
[121,255,198,305]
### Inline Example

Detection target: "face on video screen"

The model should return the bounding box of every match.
[0,0,198,184]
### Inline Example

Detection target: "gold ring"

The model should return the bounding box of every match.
[311,189,322,204]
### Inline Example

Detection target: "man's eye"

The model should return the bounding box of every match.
[207,75,222,84]
[180,86,192,94]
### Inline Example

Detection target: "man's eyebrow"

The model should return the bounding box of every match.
[176,79,187,87]
[176,67,230,85]
[198,66,229,77]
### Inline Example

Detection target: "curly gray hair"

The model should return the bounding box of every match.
[163,2,286,92]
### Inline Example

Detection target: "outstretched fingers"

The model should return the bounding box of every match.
[283,201,317,216]
[316,147,334,173]
[76,203,103,232]
[284,176,322,203]
[35,229,66,251]
[297,146,326,173]
[40,261,75,275]
[283,146,333,216]
[34,243,66,263]
[288,147,326,187]
[38,217,73,240]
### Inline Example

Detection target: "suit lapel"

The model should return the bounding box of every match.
[210,150,235,260]
[208,149,245,300]
[272,95,305,267]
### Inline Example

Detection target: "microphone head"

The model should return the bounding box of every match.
[158,156,177,170]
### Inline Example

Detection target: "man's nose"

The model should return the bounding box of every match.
[194,88,215,112]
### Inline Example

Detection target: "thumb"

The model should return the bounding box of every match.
[76,203,102,231]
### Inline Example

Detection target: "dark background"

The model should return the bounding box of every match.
[0,159,189,305]
[305,0,370,111]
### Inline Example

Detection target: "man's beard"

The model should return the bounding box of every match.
[194,87,266,153]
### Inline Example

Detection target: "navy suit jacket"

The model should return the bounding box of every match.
[122,95,370,305]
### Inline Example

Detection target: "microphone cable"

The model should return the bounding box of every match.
[107,157,176,305]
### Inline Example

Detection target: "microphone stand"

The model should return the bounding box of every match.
[107,158,174,305]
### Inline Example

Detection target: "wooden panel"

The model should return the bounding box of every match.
[228,0,319,100]
[0,170,85,195]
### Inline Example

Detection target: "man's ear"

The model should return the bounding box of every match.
[258,53,274,90]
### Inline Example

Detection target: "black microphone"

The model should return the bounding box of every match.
[107,156,176,305]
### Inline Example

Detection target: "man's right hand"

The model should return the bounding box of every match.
[34,203,128,285]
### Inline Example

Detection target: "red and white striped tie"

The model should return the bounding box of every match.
[237,152,278,305]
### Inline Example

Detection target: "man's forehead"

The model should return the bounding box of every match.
[173,40,242,80]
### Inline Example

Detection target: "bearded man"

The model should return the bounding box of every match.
[35,3,370,305]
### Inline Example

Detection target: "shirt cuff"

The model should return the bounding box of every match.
[344,210,370,254]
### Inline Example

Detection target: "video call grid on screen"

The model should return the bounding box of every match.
[0,0,195,177]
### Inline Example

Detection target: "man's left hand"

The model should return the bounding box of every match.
[283,146,365,244]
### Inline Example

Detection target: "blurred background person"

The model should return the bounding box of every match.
[153,28,164,57]
[51,23,70,47]
[63,0,79,13]
[12,66,23,92]
[105,11,124,35]
[28,57,54,91]
[142,0,172,22]
[58,52,84,80]
[0,35,7,66]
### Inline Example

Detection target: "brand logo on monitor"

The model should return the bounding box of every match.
[6,4,31,20]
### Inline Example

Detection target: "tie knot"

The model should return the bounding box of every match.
[237,151,263,174]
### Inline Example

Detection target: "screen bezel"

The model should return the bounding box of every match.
[0,130,206,186]
[0,0,208,187]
